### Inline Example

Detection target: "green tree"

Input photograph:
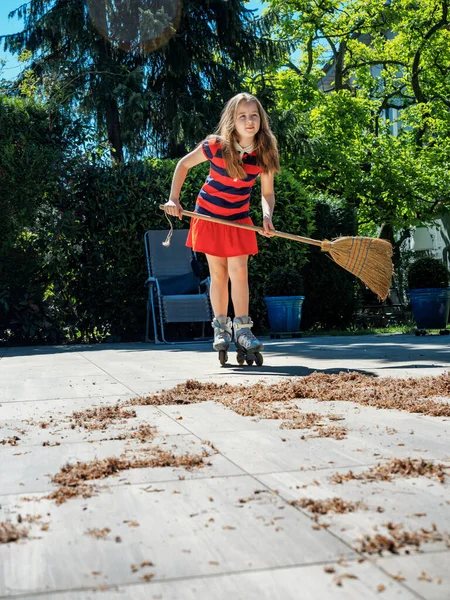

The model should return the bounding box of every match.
[266,0,450,254]
[0,95,68,344]
[2,0,286,162]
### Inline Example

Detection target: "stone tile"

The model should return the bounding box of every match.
[0,400,191,450]
[376,550,450,600]
[256,465,450,556]
[0,476,355,597]
[0,375,134,403]
[203,428,369,475]
[34,560,417,600]
[0,434,240,496]
[158,401,282,436]
[0,395,134,423]
[0,363,103,381]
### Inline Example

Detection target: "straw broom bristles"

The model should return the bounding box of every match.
[321,237,393,301]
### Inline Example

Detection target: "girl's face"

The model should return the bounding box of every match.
[234,100,261,144]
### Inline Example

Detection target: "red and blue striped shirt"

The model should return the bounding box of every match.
[196,138,262,221]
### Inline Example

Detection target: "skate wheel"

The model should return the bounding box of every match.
[246,359,254,366]
[255,352,263,366]
[219,350,228,366]
[236,353,245,366]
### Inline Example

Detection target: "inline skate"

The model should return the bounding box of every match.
[212,316,233,366]
[233,316,264,366]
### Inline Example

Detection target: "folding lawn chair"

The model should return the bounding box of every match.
[144,229,212,343]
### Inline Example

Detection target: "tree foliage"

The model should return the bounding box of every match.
[2,0,287,161]
[266,0,450,245]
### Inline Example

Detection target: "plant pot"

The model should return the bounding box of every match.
[407,288,450,330]
[264,296,305,333]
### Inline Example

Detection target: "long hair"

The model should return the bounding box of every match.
[212,92,280,180]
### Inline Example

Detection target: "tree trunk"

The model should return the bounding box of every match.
[105,95,124,163]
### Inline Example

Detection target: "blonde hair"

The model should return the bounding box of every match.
[211,92,280,180]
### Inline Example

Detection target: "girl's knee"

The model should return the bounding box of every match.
[210,265,229,283]
[229,264,248,282]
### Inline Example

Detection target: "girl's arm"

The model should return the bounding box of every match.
[260,171,275,236]
[164,144,208,219]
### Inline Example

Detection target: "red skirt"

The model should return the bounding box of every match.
[186,215,258,257]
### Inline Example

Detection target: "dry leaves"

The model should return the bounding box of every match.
[330,458,448,484]
[70,406,137,430]
[127,373,450,417]
[291,497,366,515]
[46,447,212,504]
[357,522,446,554]
[86,527,111,539]
[0,522,28,543]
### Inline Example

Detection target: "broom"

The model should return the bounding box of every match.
[159,206,393,301]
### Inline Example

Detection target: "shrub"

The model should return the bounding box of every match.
[301,195,357,330]
[263,267,304,297]
[407,256,449,289]
[1,158,314,342]
[248,170,314,329]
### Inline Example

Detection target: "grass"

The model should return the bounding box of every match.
[302,323,420,337]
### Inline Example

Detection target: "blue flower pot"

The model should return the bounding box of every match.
[264,296,305,333]
[407,288,450,330]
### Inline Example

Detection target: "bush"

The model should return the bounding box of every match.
[248,170,314,329]
[263,267,304,297]
[301,195,358,330]
[0,96,68,344]
[407,256,449,289]
[0,157,314,343]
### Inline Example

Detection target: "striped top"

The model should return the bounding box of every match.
[196,138,262,221]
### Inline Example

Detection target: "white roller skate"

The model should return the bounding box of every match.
[212,316,233,366]
[233,316,264,366]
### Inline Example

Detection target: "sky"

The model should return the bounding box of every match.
[0,0,264,80]
[0,0,24,78]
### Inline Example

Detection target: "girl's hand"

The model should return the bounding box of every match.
[261,215,275,237]
[164,199,183,220]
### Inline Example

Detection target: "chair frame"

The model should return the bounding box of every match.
[144,230,212,344]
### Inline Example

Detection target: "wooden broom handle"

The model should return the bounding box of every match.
[159,206,322,248]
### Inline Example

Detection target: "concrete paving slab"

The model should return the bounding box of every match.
[0,400,195,450]
[1,333,450,599]
[0,434,240,496]
[375,550,450,599]
[0,375,135,403]
[201,428,369,474]
[256,465,450,555]
[26,560,418,600]
[0,476,355,598]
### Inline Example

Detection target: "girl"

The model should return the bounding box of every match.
[163,92,280,363]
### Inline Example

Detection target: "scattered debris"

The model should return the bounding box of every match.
[331,458,448,484]
[335,573,358,586]
[86,528,111,539]
[70,406,137,430]
[306,425,348,440]
[0,436,20,446]
[291,497,366,515]
[126,373,450,417]
[0,522,28,543]
[357,522,447,554]
[46,447,212,504]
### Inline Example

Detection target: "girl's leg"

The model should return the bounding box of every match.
[205,254,229,317]
[227,255,249,317]
[228,255,263,358]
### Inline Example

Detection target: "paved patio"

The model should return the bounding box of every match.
[0,334,449,600]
